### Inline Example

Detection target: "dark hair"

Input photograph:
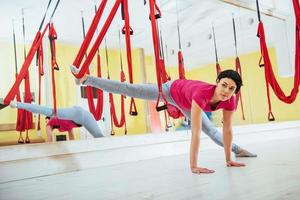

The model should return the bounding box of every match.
[216,69,243,94]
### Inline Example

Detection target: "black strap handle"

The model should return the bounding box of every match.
[156,104,168,112]
[129,111,138,116]
[18,132,25,144]
[259,56,265,67]
[111,129,115,136]
[268,112,275,121]
[121,26,134,35]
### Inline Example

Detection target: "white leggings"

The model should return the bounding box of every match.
[16,102,103,138]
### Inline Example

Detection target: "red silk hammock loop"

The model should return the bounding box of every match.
[109,31,128,136]
[256,0,300,121]
[81,9,104,121]
[72,0,137,121]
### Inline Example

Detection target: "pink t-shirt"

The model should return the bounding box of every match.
[47,118,80,132]
[170,79,236,112]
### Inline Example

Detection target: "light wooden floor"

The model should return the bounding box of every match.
[0,123,300,200]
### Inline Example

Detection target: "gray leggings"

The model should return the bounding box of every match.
[16,102,103,138]
[84,76,241,153]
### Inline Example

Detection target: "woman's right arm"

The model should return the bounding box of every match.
[190,100,215,174]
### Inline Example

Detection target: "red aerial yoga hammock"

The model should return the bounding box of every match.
[3,0,60,143]
[81,2,127,135]
[12,21,28,143]
[17,9,35,143]
[166,0,185,119]
[176,0,185,80]
[146,0,184,119]
[85,53,104,121]
[256,0,300,121]
[3,9,47,104]
[48,22,61,126]
[212,24,245,119]
[148,0,169,113]
[36,31,44,131]
[80,9,104,121]
[157,25,173,130]
[36,0,61,129]
[121,0,138,116]
[33,0,53,131]
[108,31,128,135]
[109,71,127,135]
[71,0,137,118]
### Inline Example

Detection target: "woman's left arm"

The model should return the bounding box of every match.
[223,109,246,167]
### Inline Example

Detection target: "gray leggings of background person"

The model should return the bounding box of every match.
[84,76,241,153]
[16,102,103,138]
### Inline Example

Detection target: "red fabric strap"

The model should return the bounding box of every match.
[49,23,59,70]
[48,23,58,116]
[178,51,185,79]
[257,21,300,103]
[293,0,300,28]
[122,0,133,84]
[72,0,108,70]
[122,0,138,115]
[4,25,49,104]
[15,73,25,132]
[159,59,170,84]
[109,93,126,127]
[109,70,127,128]
[162,56,184,119]
[72,0,121,79]
[149,0,168,111]
[23,52,34,131]
[86,53,104,120]
[257,1,300,121]
[37,33,44,130]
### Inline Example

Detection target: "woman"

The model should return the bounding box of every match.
[10,102,104,139]
[71,66,255,174]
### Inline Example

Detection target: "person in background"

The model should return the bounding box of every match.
[9,102,104,140]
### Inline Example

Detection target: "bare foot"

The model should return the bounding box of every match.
[70,65,88,85]
[9,100,18,108]
[235,149,257,157]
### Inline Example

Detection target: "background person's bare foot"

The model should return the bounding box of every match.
[9,100,18,108]
[235,149,257,157]
[70,65,88,85]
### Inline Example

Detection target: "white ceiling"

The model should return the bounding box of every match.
[0,0,294,69]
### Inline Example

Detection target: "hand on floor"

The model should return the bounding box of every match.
[226,160,246,167]
[191,166,215,174]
